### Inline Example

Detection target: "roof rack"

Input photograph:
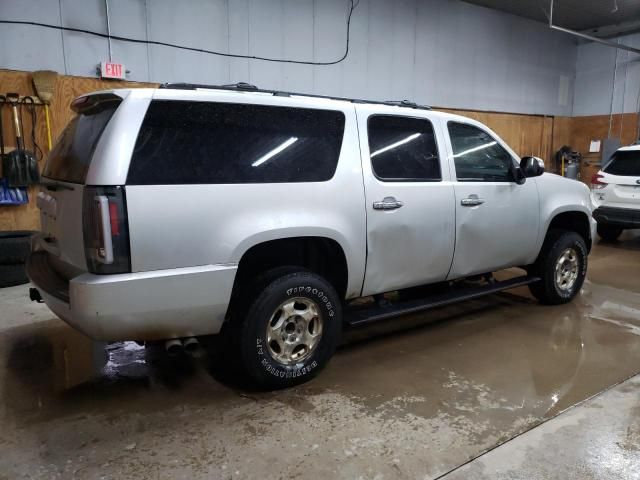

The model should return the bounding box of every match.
[158,82,431,110]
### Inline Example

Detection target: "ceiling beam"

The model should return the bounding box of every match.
[549,0,640,55]
[581,19,640,39]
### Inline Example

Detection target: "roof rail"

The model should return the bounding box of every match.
[158,82,431,110]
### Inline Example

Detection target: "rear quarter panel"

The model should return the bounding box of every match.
[124,97,366,299]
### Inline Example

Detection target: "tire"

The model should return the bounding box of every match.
[0,263,29,288]
[528,230,587,305]
[0,231,35,264]
[233,269,342,389]
[597,224,623,242]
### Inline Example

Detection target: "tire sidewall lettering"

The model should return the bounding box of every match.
[259,281,335,378]
[260,357,319,379]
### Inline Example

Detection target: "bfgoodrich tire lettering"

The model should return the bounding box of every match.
[528,230,587,305]
[239,270,341,389]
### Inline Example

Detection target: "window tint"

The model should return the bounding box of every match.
[43,96,121,184]
[448,122,514,182]
[367,116,441,181]
[604,150,640,176]
[127,101,345,185]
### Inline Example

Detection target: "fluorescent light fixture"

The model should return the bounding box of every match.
[371,133,421,158]
[453,141,497,158]
[252,137,298,167]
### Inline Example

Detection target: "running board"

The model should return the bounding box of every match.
[344,275,540,327]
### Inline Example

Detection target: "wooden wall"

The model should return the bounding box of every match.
[1,67,636,232]
[566,113,639,182]
[0,69,155,231]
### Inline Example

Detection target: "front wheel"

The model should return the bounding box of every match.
[237,269,342,389]
[528,230,587,305]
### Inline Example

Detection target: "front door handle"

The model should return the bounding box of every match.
[461,195,485,207]
[373,196,404,210]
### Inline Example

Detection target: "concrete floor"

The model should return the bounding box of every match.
[0,231,639,479]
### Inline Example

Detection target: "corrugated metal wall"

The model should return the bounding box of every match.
[0,0,577,115]
[573,32,640,116]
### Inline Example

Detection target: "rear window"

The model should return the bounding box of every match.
[43,95,121,184]
[127,101,346,185]
[604,150,640,176]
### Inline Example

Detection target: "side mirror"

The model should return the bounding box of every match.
[520,156,545,178]
[510,163,527,185]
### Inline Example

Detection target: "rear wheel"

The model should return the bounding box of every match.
[597,224,623,242]
[528,230,587,305]
[233,269,342,389]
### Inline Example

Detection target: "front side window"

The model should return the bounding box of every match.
[367,115,441,182]
[127,101,345,185]
[448,122,514,182]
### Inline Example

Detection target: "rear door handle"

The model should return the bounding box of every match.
[373,196,404,210]
[461,195,485,207]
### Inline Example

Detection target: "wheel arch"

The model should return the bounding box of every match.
[229,236,350,310]
[541,209,593,254]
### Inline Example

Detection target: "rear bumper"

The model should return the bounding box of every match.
[593,206,640,229]
[27,251,236,341]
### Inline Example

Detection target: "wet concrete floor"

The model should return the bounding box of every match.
[0,231,639,479]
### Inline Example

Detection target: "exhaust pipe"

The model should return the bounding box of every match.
[183,337,200,356]
[165,338,183,357]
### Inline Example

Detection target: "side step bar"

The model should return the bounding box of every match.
[344,275,540,327]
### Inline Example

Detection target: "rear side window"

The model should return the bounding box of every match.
[127,101,345,185]
[448,122,514,182]
[367,115,441,181]
[604,150,640,176]
[43,95,121,184]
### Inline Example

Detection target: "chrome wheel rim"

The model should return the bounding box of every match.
[266,298,323,365]
[554,248,579,292]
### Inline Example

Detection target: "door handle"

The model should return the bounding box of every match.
[373,196,404,210]
[461,195,485,207]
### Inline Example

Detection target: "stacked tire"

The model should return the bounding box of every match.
[0,231,35,288]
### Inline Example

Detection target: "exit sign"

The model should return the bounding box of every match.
[100,62,126,80]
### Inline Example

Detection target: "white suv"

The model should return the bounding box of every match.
[591,144,640,241]
[28,83,595,388]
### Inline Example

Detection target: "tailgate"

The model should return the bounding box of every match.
[37,182,86,272]
[37,94,123,276]
[601,173,640,208]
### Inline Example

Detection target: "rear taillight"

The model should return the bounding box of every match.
[82,186,131,274]
[591,173,607,190]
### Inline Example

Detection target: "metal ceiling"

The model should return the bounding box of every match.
[463,0,640,36]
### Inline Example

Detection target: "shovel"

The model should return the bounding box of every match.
[3,93,39,187]
[0,96,28,205]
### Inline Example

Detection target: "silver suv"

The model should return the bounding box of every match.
[28,83,596,388]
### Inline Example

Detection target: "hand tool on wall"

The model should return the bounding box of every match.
[21,97,43,161]
[3,93,39,187]
[0,96,28,205]
[6,93,22,150]
[0,95,5,165]
[32,70,58,151]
